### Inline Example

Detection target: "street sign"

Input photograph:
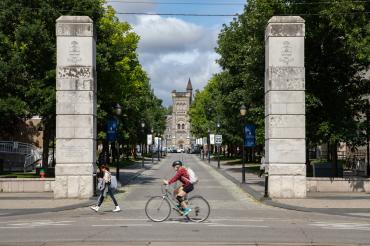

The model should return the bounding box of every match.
[202,137,207,145]
[106,118,118,142]
[199,138,203,145]
[215,135,222,145]
[210,134,215,145]
[147,134,153,145]
[244,124,256,147]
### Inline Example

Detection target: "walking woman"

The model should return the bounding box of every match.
[90,165,121,212]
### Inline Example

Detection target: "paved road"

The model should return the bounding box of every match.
[1,154,370,245]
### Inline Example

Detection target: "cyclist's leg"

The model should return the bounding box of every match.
[173,186,180,197]
[180,184,194,208]
[177,187,187,208]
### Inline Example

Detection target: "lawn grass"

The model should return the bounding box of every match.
[0,172,39,178]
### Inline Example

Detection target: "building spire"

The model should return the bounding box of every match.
[186,78,193,90]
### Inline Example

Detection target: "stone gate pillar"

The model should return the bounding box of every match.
[265,16,306,198]
[54,16,96,198]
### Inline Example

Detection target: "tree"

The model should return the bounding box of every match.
[0,0,104,167]
[191,0,370,171]
[0,1,166,168]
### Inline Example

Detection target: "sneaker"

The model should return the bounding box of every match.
[182,207,192,216]
[113,206,121,212]
[90,205,99,212]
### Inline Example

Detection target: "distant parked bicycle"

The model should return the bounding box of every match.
[145,184,210,222]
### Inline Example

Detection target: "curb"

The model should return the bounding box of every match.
[199,157,370,219]
[0,158,164,217]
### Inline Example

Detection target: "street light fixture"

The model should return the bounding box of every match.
[240,104,247,183]
[113,103,122,114]
[141,121,145,168]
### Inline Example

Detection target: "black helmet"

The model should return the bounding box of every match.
[172,160,183,167]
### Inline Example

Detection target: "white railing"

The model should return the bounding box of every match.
[0,141,42,171]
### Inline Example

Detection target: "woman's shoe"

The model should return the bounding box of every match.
[90,205,99,212]
[113,206,121,212]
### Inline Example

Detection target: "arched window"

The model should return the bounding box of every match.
[182,124,185,129]
[177,124,181,129]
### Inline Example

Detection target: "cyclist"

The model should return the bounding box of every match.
[163,160,193,216]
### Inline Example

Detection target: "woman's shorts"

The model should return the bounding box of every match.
[183,183,194,193]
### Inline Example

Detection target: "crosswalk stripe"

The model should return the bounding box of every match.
[91,224,152,227]
[208,224,269,228]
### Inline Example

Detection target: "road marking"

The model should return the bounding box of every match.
[208,224,269,228]
[347,213,370,217]
[0,220,75,229]
[310,222,370,231]
[102,218,147,221]
[211,218,264,222]
[91,224,153,227]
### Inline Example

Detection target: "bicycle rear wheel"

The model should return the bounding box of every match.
[145,196,171,222]
[186,195,210,222]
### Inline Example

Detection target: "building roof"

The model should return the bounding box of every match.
[186,78,193,90]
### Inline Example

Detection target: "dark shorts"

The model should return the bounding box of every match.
[183,183,194,193]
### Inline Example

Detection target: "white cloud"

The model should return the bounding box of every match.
[134,16,206,53]
[109,6,222,106]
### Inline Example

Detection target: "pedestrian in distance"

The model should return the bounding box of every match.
[90,165,120,212]
[259,153,268,177]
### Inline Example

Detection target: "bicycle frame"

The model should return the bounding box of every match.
[161,185,187,211]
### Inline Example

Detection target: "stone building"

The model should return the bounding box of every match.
[164,79,193,151]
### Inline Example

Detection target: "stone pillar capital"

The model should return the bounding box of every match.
[56,16,95,38]
[265,16,305,40]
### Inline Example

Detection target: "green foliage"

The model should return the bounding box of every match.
[190,0,370,150]
[0,1,166,147]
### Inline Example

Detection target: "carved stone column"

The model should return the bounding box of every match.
[54,16,96,198]
[265,16,306,198]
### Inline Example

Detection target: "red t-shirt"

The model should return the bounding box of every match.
[168,167,191,186]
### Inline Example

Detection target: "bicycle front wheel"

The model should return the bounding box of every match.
[145,196,171,222]
[186,195,210,222]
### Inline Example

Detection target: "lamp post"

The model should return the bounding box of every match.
[157,134,161,161]
[240,104,247,183]
[217,122,221,169]
[112,103,122,180]
[151,128,154,164]
[366,101,370,176]
[141,121,145,168]
[207,129,211,164]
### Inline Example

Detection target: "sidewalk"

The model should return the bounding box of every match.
[200,155,370,219]
[0,157,160,217]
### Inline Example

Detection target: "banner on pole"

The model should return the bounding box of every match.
[147,134,153,145]
[244,124,256,147]
[106,118,118,142]
[210,134,215,145]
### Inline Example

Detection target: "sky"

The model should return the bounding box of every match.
[106,0,246,106]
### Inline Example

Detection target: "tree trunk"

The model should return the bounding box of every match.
[42,125,50,170]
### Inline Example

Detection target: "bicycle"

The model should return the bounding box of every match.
[145,184,210,222]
